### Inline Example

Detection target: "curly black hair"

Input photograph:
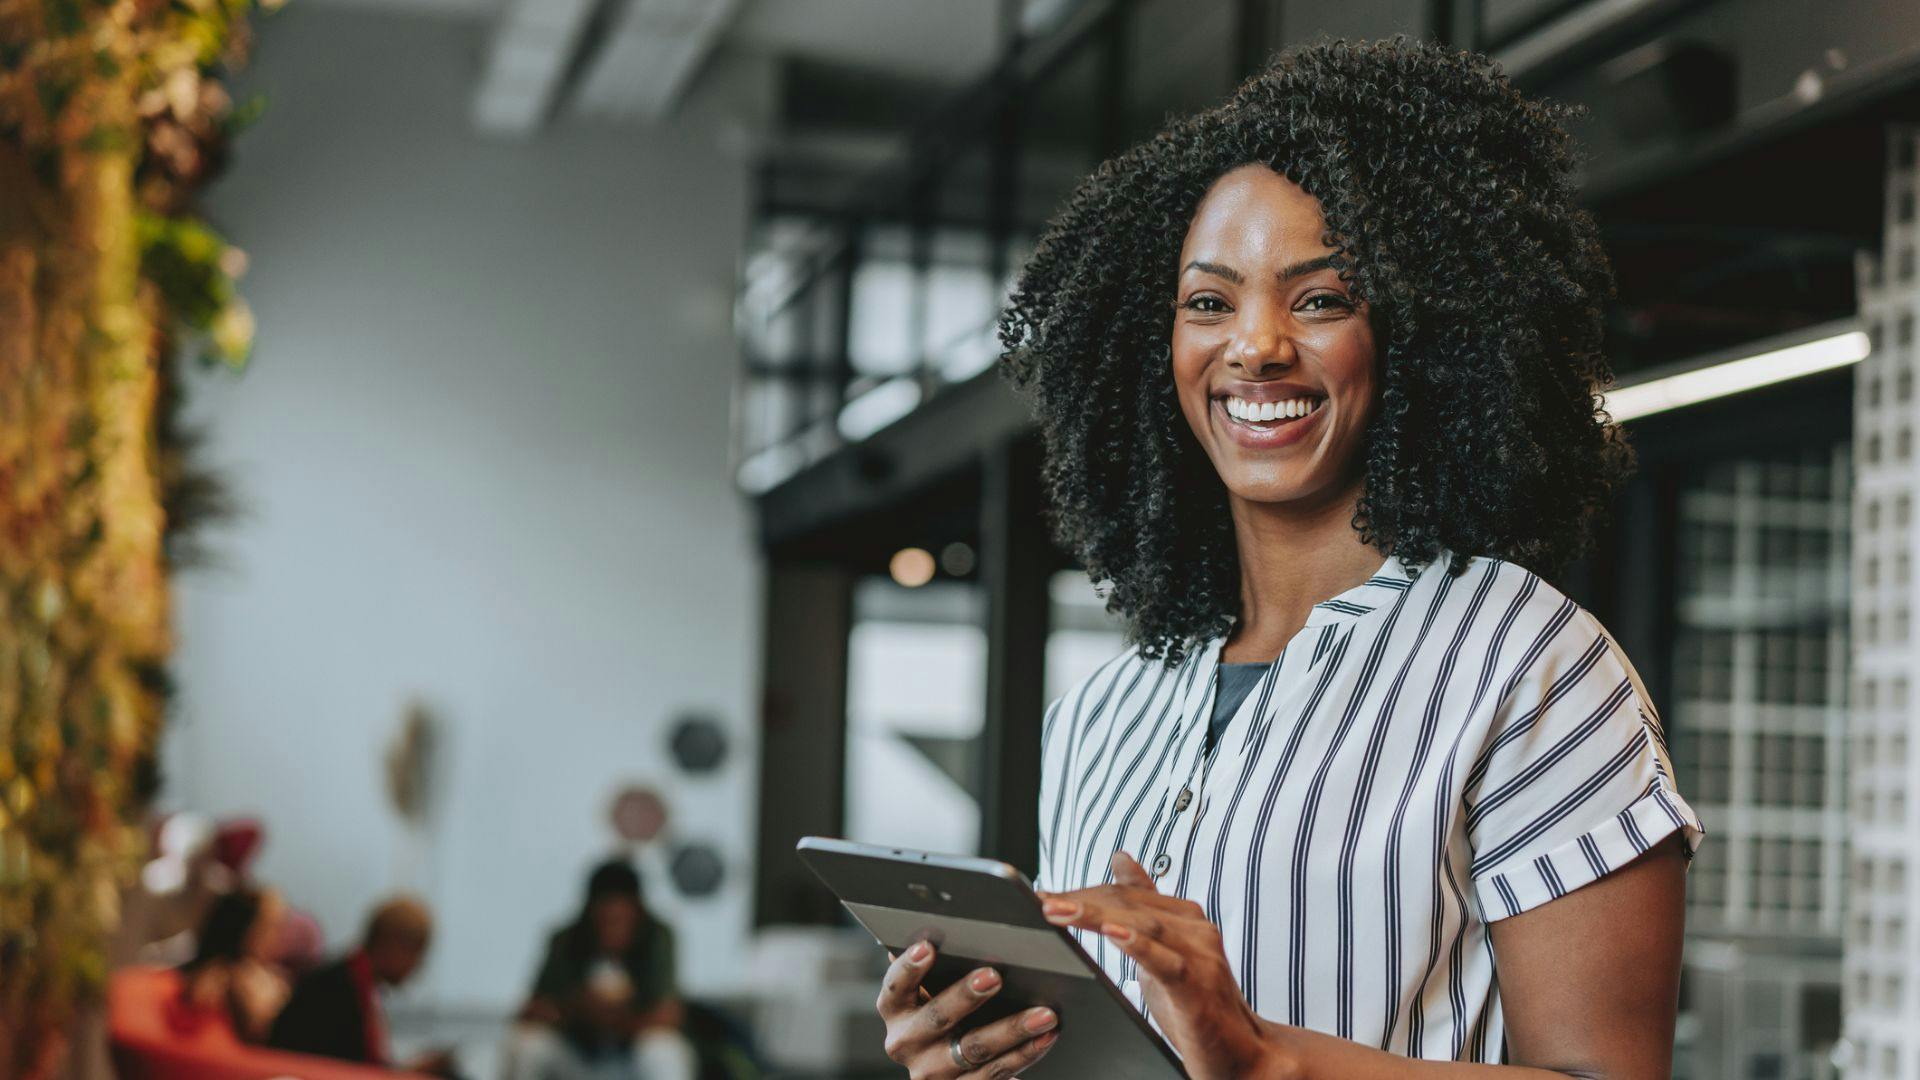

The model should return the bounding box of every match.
[998,33,1632,665]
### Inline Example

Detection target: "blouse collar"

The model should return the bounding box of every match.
[1210,550,1427,646]
[1300,551,1420,628]
[1181,551,1431,722]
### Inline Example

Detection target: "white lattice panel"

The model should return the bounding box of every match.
[1842,124,1920,1080]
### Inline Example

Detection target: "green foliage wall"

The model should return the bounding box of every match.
[0,0,265,1071]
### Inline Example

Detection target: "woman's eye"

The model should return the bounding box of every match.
[1302,294,1353,312]
[1180,295,1229,314]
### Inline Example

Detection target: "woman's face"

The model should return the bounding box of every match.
[590,894,641,954]
[1171,164,1379,508]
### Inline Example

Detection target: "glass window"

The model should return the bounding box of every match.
[843,578,988,855]
[925,230,1001,383]
[1046,569,1128,704]
[849,226,921,378]
[1670,439,1850,929]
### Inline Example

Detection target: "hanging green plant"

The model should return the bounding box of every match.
[138,212,254,367]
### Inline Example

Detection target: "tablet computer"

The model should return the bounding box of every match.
[796,835,1188,1079]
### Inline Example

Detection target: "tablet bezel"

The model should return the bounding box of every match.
[796,835,1189,1079]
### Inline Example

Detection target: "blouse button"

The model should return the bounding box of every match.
[1174,787,1193,812]
[1150,853,1172,877]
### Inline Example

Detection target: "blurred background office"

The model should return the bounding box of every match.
[6,0,1920,1077]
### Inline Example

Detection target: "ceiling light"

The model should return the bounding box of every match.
[838,377,922,442]
[889,548,936,588]
[940,542,976,577]
[1604,329,1869,422]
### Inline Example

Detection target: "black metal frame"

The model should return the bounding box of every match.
[741,0,1276,478]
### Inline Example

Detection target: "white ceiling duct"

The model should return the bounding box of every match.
[472,0,603,135]
[472,0,739,134]
[570,0,743,122]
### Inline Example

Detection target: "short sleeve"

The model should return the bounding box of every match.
[1464,613,1705,921]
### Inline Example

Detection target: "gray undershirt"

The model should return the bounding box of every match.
[1208,661,1274,754]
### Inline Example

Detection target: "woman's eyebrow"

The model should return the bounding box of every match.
[1278,254,1339,280]
[1182,254,1338,284]
[1182,259,1243,284]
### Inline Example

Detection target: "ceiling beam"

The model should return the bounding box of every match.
[571,0,742,123]
[471,0,602,136]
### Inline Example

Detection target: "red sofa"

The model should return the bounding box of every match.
[108,966,432,1080]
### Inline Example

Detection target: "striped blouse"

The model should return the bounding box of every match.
[1034,549,1706,1063]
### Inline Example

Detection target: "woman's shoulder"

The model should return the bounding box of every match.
[1427,550,1652,713]
[1422,550,1613,639]
[1040,640,1182,739]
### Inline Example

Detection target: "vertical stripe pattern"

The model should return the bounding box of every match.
[1033,550,1706,1063]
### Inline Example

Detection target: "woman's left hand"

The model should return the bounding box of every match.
[1038,852,1295,1080]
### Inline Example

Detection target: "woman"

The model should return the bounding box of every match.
[504,859,695,1080]
[171,885,290,1045]
[875,34,1704,1080]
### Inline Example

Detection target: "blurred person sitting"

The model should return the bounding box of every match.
[268,895,463,1076]
[170,884,291,1044]
[502,859,694,1080]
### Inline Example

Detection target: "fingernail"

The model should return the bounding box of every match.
[1032,1031,1059,1049]
[906,942,930,963]
[969,968,1000,994]
[1041,900,1079,922]
[1101,922,1135,943]
[1023,1008,1057,1033]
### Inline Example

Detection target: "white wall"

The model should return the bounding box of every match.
[165,3,761,1012]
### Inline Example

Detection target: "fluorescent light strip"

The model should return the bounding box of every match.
[837,377,924,442]
[1603,330,1871,422]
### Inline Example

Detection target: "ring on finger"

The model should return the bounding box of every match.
[949,1033,972,1069]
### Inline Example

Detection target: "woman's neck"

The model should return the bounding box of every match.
[1222,477,1386,663]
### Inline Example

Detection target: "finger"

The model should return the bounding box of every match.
[1099,921,1192,984]
[1040,889,1106,932]
[963,1028,1060,1079]
[886,949,934,1004]
[914,964,1005,1043]
[877,941,935,1019]
[1110,850,1158,890]
[950,1006,1060,1073]
[1046,882,1199,917]
[1040,891,1167,940]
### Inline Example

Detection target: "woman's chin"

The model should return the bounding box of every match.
[1222,477,1316,506]
[1216,464,1357,512]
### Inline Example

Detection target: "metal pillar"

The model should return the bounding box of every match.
[752,560,855,926]
[978,437,1051,874]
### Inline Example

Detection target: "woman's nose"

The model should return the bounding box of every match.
[1227,323,1292,374]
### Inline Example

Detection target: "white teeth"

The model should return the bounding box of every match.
[1224,396,1319,423]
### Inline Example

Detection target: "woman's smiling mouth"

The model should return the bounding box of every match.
[1213,393,1326,449]
[1223,395,1324,423]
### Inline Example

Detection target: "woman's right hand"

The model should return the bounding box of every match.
[877,941,1060,1077]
